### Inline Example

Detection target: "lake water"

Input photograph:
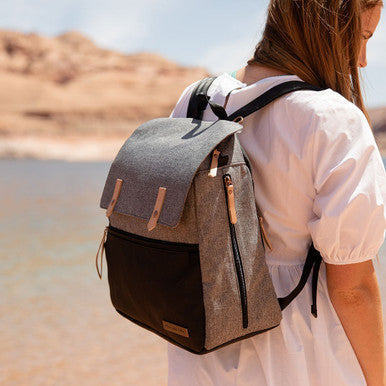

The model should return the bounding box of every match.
[1,159,385,385]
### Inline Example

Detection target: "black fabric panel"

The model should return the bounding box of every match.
[104,226,206,353]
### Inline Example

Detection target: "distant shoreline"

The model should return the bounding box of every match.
[0,136,126,162]
[1,134,385,162]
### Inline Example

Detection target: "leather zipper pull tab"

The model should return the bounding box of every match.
[224,175,237,224]
[96,226,108,279]
[258,216,273,251]
[208,149,220,178]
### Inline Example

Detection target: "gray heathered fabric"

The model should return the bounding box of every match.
[100,118,242,228]
[109,184,198,244]
[195,161,282,350]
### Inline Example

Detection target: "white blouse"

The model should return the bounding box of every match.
[171,73,386,265]
[168,73,386,386]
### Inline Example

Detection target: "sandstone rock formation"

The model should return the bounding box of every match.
[0,29,208,159]
[0,29,384,160]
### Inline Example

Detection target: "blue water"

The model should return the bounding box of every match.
[1,160,109,296]
[1,158,384,293]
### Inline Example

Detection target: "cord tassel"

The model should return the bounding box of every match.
[96,226,108,279]
[258,216,273,251]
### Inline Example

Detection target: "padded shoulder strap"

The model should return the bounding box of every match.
[278,245,322,317]
[227,81,321,121]
[186,76,217,120]
[187,78,322,121]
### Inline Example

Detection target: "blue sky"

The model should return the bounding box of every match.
[2,0,385,107]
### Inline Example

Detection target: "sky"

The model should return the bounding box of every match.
[2,0,385,107]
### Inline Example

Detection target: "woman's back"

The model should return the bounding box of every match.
[168,72,385,385]
[172,73,385,265]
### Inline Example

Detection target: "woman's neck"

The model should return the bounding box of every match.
[236,63,290,85]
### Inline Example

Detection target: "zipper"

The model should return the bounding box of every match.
[108,225,199,251]
[223,174,248,329]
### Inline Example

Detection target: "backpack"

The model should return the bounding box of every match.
[96,76,323,355]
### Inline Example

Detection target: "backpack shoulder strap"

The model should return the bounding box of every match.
[227,81,322,121]
[278,245,322,317]
[188,78,322,121]
[186,76,217,120]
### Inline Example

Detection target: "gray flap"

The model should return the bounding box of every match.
[100,117,242,228]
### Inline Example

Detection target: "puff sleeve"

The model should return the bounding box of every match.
[308,100,386,264]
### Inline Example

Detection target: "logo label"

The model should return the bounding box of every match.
[162,321,189,338]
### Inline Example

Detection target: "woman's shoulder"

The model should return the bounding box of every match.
[170,73,245,118]
[285,85,365,123]
[223,72,367,128]
[275,82,372,143]
[172,73,371,138]
[245,75,377,161]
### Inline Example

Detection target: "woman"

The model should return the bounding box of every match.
[168,0,385,385]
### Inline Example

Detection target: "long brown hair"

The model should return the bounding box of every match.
[249,0,383,119]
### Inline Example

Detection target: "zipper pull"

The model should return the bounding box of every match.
[208,149,220,178]
[224,175,237,224]
[96,226,108,279]
[258,216,273,251]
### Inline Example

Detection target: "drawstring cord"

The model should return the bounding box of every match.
[96,226,108,279]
